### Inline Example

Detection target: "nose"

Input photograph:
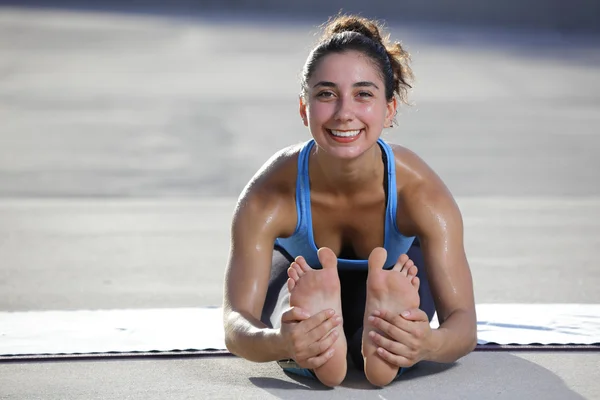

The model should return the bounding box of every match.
[333,95,354,123]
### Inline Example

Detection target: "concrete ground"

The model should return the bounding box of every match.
[0,5,598,400]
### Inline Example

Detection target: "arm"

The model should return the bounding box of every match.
[223,169,341,365]
[407,182,478,363]
[223,186,291,362]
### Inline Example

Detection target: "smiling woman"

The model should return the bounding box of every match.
[223,14,477,388]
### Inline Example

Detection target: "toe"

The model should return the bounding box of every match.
[295,256,312,273]
[407,264,418,278]
[317,247,338,270]
[392,254,409,272]
[288,265,300,281]
[411,276,421,291]
[287,277,296,292]
[401,260,414,277]
[368,247,387,271]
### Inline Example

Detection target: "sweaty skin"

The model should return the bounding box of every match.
[223,50,477,387]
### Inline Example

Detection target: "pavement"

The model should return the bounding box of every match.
[0,5,599,400]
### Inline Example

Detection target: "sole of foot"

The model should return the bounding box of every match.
[288,247,348,387]
[362,247,420,387]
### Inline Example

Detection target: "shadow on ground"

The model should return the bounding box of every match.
[247,353,585,399]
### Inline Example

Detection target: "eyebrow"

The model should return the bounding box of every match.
[312,81,380,90]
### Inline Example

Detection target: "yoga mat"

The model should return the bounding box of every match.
[0,304,598,359]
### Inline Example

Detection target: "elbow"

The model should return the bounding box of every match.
[466,319,478,353]
[223,314,242,357]
[468,333,478,353]
[224,334,239,356]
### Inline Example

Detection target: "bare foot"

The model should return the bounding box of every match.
[287,247,347,387]
[362,247,420,387]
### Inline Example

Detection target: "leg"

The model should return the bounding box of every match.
[260,245,294,329]
[287,248,348,387]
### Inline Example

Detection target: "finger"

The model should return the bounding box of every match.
[376,347,414,369]
[308,326,339,357]
[369,330,408,357]
[301,308,339,332]
[368,314,407,341]
[304,347,336,370]
[281,306,310,322]
[401,308,429,322]
[306,314,342,345]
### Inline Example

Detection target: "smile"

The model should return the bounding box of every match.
[328,129,362,138]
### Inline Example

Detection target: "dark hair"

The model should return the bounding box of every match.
[301,15,413,105]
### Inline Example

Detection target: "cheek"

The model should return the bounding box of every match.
[307,101,334,121]
[358,103,386,124]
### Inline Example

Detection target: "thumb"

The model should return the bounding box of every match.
[281,306,310,323]
[401,308,428,321]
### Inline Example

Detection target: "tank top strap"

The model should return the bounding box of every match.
[377,138,400,247]
[293,139,316,235]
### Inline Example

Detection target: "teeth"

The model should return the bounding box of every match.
[330,129,361,137]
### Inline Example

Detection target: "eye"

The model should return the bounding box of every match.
[316,91,335,98]
[357,91,373,98]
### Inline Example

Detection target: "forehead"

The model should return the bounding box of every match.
[308,50,383,86]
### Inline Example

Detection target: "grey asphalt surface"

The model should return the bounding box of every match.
[0,5,599,400]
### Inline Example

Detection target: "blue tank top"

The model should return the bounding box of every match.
[275,138,415,270]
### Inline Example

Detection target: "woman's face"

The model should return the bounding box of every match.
[301,50,396,160]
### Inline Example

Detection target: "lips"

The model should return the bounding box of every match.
[327,128,363,143]
[329,129,361,138]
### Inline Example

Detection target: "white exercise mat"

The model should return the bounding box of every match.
[0,304,598,355]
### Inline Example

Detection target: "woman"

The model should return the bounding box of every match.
[223,14,477,387]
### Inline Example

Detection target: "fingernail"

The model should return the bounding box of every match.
[369,331,376,338]
[335,316,342,323]
[328,349,335,357]
[377,348,384,355]
[402,310,410,317]
[332,329,339,337]
[327,309,335,317]
[368,316,374,322]
[372,310,380,316]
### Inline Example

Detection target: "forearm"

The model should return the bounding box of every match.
[224,310,289,362]
[426,309,477,363]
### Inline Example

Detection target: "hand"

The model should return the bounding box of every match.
[280,306,342,369]
[367,308,433,368]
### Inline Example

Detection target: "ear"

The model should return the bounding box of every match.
[385,97,398,128]
[299,96,308,127]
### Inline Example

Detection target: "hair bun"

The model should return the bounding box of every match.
[324,15,384,46]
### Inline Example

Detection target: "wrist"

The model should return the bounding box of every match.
[272,327,292,360]
[424,327,445,362]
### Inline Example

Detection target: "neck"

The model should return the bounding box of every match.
[310,142,384,195]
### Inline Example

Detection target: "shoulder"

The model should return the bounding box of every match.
[231,142,304,237]
[386,142,462,237]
